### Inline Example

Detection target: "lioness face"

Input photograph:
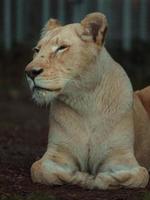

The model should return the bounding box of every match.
[25,13,107,104]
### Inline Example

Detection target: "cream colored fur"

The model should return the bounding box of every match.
[25,13,150,189]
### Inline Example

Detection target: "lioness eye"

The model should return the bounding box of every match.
[55,45,69,53]
[33,47,40,53]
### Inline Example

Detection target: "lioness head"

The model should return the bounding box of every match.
[25,12,107,104]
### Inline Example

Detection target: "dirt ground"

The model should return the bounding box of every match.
[0,94,150,200]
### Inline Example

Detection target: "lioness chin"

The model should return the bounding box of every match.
[25,12,150,189]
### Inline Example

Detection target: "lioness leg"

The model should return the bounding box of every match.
[70,166,148,189]
[31,149,77,185]
[94,166,149,189]
[71,153,149,189]
[94,150,149,189]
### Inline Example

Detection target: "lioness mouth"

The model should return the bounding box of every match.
[34,86,61,92]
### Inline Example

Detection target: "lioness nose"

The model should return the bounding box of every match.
[25,68,43,80]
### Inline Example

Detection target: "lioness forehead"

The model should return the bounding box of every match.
[39,23,82,46]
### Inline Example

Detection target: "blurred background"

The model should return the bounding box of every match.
[0,0,150,99]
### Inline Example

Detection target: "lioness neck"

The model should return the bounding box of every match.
[57,47,132,115]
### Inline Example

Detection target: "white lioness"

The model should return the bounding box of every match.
[25,12,150,189]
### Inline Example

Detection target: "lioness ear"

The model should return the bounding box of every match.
[41,18,61,37]
[80,12,108,45]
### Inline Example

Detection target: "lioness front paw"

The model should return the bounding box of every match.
[94,166,149,189]
[31,159,72,185]
[31,160,46,184]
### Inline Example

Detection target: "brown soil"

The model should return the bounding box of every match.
[0,96,150,200]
